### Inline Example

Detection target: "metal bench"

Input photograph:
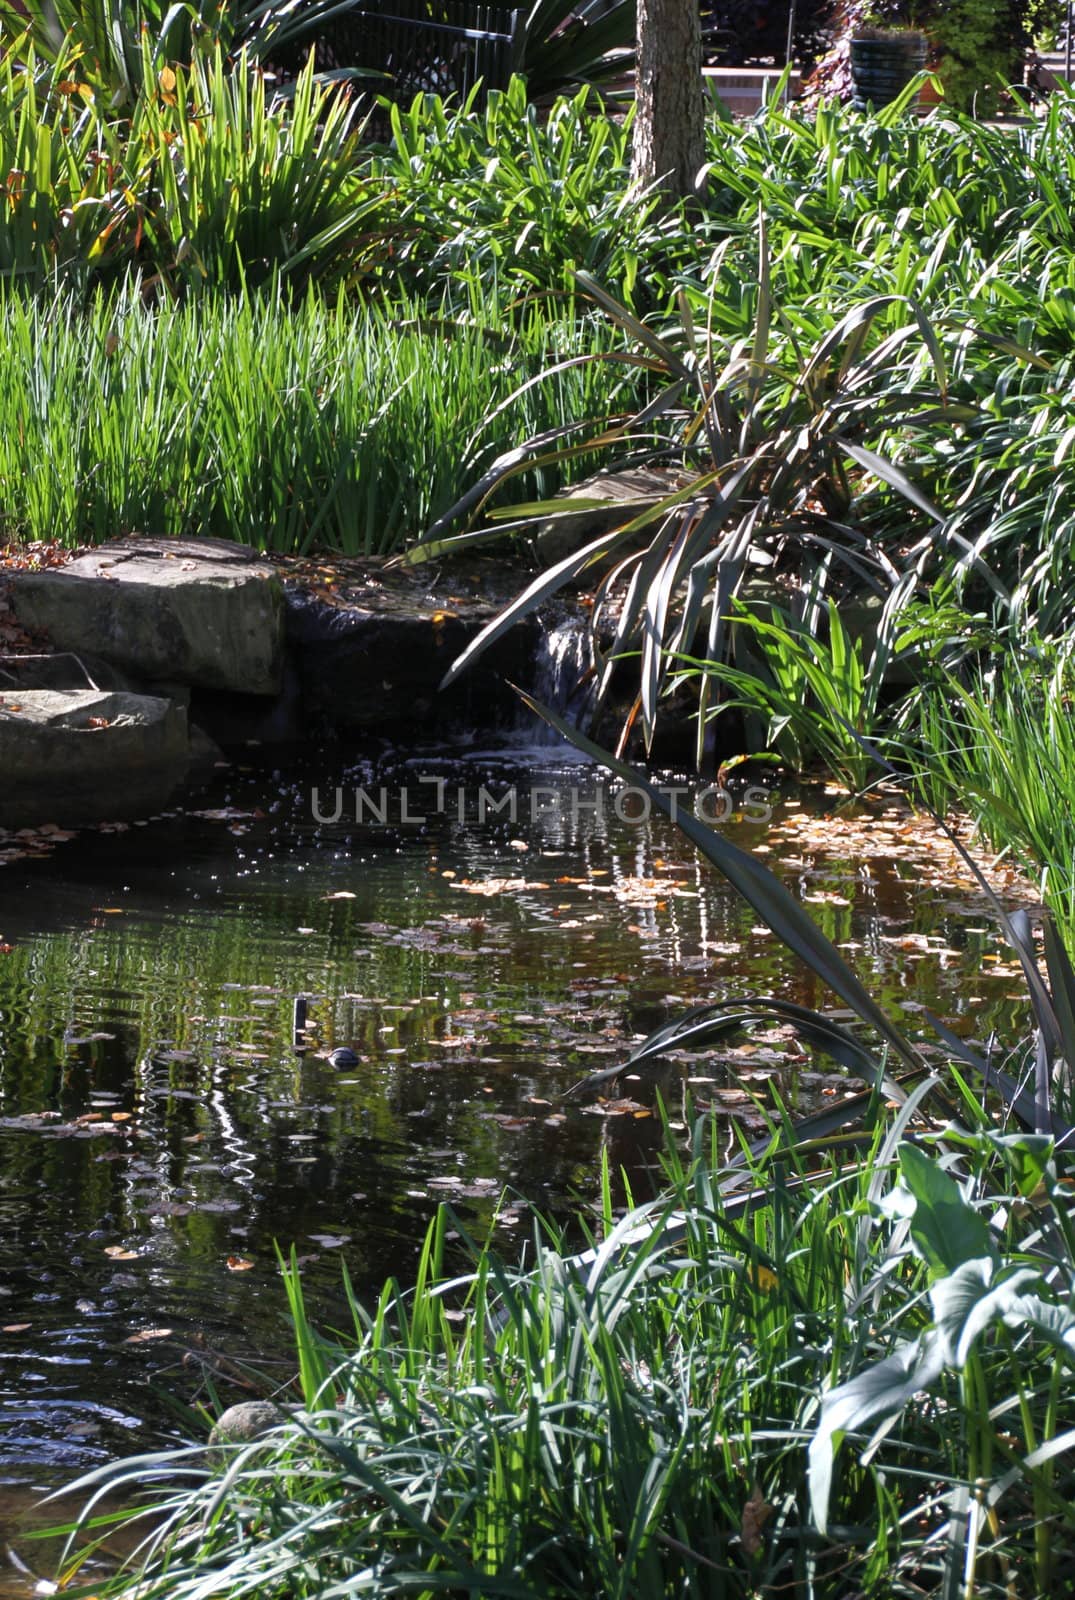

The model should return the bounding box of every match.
[271,0,523,132]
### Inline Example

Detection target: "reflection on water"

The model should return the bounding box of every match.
[0,744,1028,1590]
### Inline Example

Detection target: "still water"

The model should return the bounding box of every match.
[0,742,1028,1588]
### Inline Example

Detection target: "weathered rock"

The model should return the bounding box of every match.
[187,660,306,749]
[208,1400,287,1454]
[534,467,688,568]
[9,538,284,696]
[0,689,191,828]
[283,558,539,735]
[0,650,135,695]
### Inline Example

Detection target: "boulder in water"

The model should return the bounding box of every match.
[208,1401,289,1458]
[0,688,191,828]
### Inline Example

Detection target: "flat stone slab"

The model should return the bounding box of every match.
[9,537,284,696]
[0,688,190,827]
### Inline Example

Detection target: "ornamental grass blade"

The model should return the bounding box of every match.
[515,690,923,1072]
[564,997,898,1099]
[837,438,944,524]
[1042,916,1075,1075]
[575,270,692,379]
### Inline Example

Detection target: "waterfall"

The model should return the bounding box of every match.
[528,613,595,743]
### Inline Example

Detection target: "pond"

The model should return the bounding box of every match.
[0,739,1032,1592]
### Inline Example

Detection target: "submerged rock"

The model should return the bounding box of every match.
[0,689,191,828]
[10,537,284,696]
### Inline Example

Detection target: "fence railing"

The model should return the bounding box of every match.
[272,0,523,129]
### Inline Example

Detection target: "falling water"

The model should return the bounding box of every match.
[528,613,595,742]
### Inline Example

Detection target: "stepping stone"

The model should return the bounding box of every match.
[0,688,191,828]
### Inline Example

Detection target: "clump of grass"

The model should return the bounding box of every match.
[0,284,634,555]
[54,1101,1075,1599]
[897,640,1075,932]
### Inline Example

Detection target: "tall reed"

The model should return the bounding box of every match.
[0,285,631,554]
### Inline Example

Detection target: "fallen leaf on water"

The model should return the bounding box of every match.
[104,1246,140,1260]
[226,1256,255,1271]
[123,1327,173,1344]
[451,878,550,897]
[2,1323,31,1333]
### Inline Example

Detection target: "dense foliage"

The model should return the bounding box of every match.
[5,19,1075,1594]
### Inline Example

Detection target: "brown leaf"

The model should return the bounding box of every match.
[741,1482,774,1557]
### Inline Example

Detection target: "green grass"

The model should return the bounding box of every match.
[51,1105,1075,1599]
[0,284,633,555]
[894,640,1075,933]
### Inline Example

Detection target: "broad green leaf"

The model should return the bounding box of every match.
[809,1331,947,1534]
[894,1142,995,1278]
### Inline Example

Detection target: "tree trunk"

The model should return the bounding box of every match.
[631,0,705,199]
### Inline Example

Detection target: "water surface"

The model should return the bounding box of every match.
[0,743,1029,1592]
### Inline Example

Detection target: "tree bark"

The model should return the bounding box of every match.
[631,0,706,199]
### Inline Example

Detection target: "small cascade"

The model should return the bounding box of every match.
[528,613,595,743]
